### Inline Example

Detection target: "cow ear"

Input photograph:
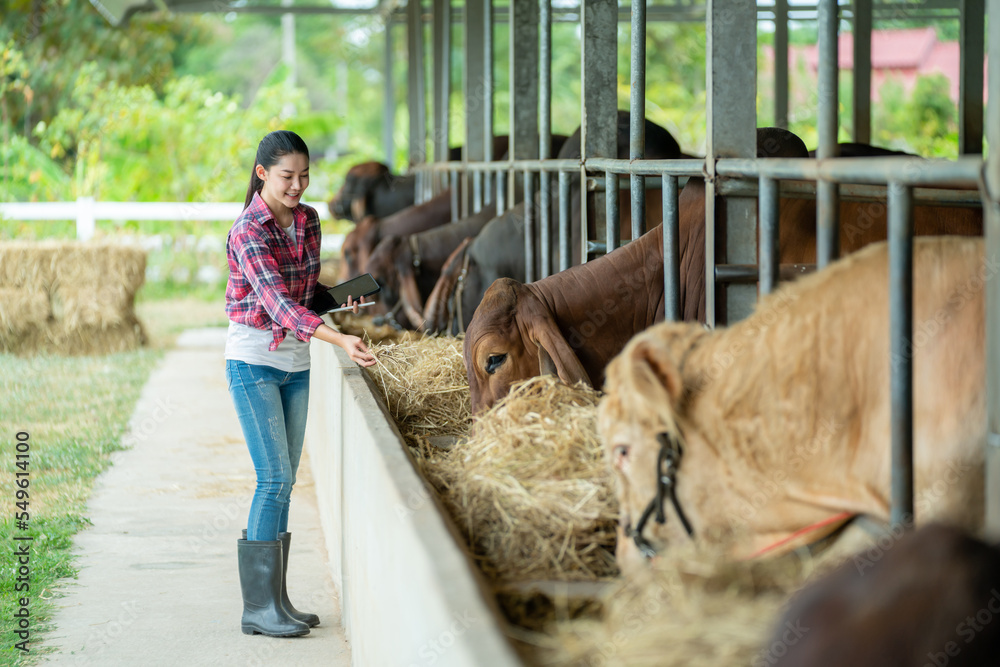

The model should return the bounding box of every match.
[632,338,684,406]
[536,330,591,389]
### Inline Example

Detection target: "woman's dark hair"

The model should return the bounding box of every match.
[244,130,310,208]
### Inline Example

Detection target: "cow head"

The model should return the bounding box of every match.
[363,234,418,321]
[598,322,708,571]
[464,278,591,414]
[339,215,380,282]
[328,162,392,222]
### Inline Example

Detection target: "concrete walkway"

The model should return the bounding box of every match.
[41,328,351,666]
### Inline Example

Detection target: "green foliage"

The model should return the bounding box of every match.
[0,132,70,202]
[873,73,958,158]
[38,66,303,202]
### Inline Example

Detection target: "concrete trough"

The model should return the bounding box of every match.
[305,326,523,667]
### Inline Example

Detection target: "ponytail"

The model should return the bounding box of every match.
[243,130,310,209]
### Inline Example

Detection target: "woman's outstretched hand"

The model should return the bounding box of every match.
[340,334,376,367]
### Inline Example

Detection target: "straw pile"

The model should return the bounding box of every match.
[364,335,618,584]
[335,312,417,346]
[0,241,147,355]
[538,544,822,667]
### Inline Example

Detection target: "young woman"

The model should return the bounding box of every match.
[225,130,376,638]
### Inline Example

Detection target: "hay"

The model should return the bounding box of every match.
[335,313,417,346]
[537,544,821,667]
[422,376,619,583]
[365,336,471,444]
[363,337,618,584]
[0,241,146,355]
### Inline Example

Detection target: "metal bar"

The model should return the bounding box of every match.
[629,0,647,240]
[718,156,984,186]
[774,0,789,129]
[497,170,507,211]
[524,171,536,283]
[984,0,1000,537]
[407,0,427,169]
[540,172,551,278]
[483,0,495,205]
[718,179,983,206]
[473,170,483,213]
[465,0,487,219]
[383,21,395,167]
[853,0,872,144]
[663,174,680,321]
[959,0,985,155]
[510,0,540,167]
[759,176,780,295]
[606,171,620,253]
[715,263,816,284]
[888,182,914,529]
[581,0,619,261]
[706,0,757,326]
[559,171,571,272]
[450,170,460,222]
[817,0,840,268]
[433,0,451,164]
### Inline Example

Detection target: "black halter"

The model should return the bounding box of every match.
[626,431,695,559]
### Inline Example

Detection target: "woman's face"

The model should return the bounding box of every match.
[257,152,310,210]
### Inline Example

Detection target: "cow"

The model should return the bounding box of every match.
[337,190,452,282]
[328,137,511,223]
[807,142,916,158]
[598,236,988,573]
[767,524,1000,667]
[363,203,498,327]
[423,111,685,335]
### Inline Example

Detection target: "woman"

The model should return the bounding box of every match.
[225,130,375,638]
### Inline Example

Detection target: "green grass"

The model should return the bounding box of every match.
[0,290,231,665]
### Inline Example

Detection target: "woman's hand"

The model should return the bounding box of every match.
[339,334,376,367]
[341,295,367,315]
[312,323,377,367]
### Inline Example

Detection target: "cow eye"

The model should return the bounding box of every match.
[485,353,507,375]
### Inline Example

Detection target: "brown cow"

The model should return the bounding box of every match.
[328,137,511,222]
[767,524,1000,667]
[464,219,667,414]
[364,203,498,327]
[424,111,684,335]
[338,191,452,282]
[599,237,988,573]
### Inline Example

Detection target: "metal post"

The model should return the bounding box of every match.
[510,0,539,183]
[559,170,571,272]
[774,0,789,129]
[663,174,680,321]
[817,0,840,268]
[483,0,494,206]
[984,0,1000,537]
[383,21,395,167]
[606,171,620,252]
[524,171,536,282]
[706,0,757,326]
[759,176,779,295]
[629,0,647,241]
[960,0,985,155]
[888,182,914,529]
[450,170,460,221]
[539,0,553,277]
[432,0,451,167]
[407,0,427,170]
[465,0,488,218]
[852,0,872,144]
[581,0,618,262]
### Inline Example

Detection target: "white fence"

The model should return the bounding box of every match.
[0,197,335,244]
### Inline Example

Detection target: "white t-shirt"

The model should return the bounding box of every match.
[225,218,311,373]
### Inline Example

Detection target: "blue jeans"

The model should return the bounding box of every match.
[226,360,310,542]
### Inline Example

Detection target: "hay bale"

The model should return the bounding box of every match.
[0,241,146,355]
[539,545,818,667]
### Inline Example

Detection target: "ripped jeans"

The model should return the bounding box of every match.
[225,360,310,542]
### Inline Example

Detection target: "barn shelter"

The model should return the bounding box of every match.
[87,1,1000,666]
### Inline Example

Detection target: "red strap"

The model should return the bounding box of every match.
[745,511,855,561]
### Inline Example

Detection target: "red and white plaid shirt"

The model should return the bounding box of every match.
[226,192,329,351]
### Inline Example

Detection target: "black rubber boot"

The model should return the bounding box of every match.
[279,532,321,628]
[237,539,310,637]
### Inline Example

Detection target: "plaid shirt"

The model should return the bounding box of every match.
[226,192,329,351]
